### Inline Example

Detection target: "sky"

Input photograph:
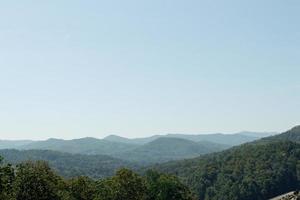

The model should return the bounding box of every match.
[0,0,299,140]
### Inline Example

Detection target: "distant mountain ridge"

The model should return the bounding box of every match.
[113,137,229,164]
[0,131,276,150]
[0,131,277,165]
[0,140,33,149]
[103,131,276,146]
[19,137,138,155]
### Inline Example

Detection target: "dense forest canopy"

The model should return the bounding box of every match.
[0,159,196,200]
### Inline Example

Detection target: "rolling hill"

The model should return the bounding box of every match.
[113,137,229,164]
[0,136,231,165]
[0,131,275,166]
[0,140,33,149]
[19,137,138,155]
[104,131,276,146]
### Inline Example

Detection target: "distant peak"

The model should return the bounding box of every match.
[47,138,63,141]
[75,137,99,141]
[290,125,300,132]
[104,135,127,140]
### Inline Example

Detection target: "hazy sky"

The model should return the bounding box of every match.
[0,0,299,140]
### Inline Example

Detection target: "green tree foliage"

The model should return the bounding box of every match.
[0,157,195,200]
[94,179,116,200]
[112,169,146,200]
[0,157,15,200]
[14,161,65,200]
[68,176,96,200]
[145,170,196,200]
[94,169,146,200]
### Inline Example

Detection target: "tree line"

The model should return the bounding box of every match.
[0,157,196,200]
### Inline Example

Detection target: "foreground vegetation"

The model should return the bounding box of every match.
[0,158,196,200]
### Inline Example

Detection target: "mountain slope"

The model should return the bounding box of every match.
[0,149,137,179]
[236,131,276,138]
[164,133,258,146]
[20,137,138,155]
[114,137,229,164]
[104,135,161,145]
[259,125,300,143]
[155,141,300,200]
[152,126,300,200]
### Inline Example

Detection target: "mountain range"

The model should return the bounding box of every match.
[0,126,298,200]
[0,131,275,164]
[103,131,276,146]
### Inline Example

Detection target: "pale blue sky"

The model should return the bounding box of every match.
[0,0,299,139]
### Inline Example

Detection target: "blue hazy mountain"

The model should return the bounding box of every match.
[104,131,276,146]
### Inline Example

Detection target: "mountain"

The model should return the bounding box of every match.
[0,136,231,164]
[163,133,259,146]
[0,149,138,179]
[20,137,138,155]
[0,140,33,149]
[152,126,300,200]
[0,131,275,152]
[104,135,161,145]
[113,137,229,164]
[104,131,276,146]
[259,125,300,143]
[236,131,277,138]
[103,135,138,144]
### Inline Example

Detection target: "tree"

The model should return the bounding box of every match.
[94,168,146,200]
[14,161,64,200]
[68,176,96,200]
[94,179,116,200]
[145,170,196,200]
[0,157,15,200]
[112,168,146,200]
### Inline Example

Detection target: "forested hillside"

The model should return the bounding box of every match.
[258,125,300,143]
[156,141,300,200]
[0,149,137,178]
[153,126,300,200]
